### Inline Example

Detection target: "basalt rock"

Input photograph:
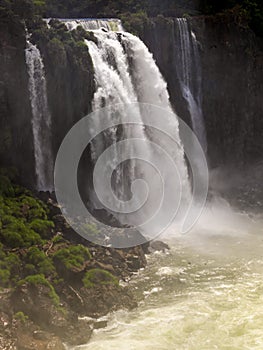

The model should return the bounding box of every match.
[140,15,263,168]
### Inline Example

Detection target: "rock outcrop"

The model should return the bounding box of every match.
[140,14,263,168]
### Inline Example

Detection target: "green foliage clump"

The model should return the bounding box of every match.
[1,219,43,248]
[14,311,28,324]
[0,173,59,288]
[19,194,48,221]
[200,0,263,36]
[52,234,64,244]
[121,10,149,35]
[0,243,21,287]
[53,245,91,270]
[19,274,60,307]
[29,219,54,238]
[25,247,55,276]
[0,185,50,250]
[82,269,119,288]
[0,268,10,287]
[33,0,46,14]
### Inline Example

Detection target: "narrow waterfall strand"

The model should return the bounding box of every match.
[25,36,53,191]
[176,18,207,153]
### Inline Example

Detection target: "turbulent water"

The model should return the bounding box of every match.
[25,35,53,191]
[175,18,207,154]
[71,204,263,350]
[47,19,263,349]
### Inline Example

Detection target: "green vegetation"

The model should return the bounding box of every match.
[1,0,262,36]
[14,311,29,324]
[29,219,54,238]
[0,176,53,252]
[82,269,119,288]
[200,0,263,36]
[0,171,108,296]
[53,245,91,270]
[25,247,55,276]
[19,274,60,307]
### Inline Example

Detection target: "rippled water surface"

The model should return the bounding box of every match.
[73,208,263,350]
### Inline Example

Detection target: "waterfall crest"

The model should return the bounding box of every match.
[175,18,207,154]
[60,18,123,31]
[25,35,53,191]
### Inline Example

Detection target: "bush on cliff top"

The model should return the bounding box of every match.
[25,247,55,276]
[82,269,119,288]
[0,243,21,287]
[19,274,60,307]
[53,245,92,270]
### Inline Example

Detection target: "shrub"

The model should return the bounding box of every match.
[3,197,22,217]
[4,253,20,274]
[82,269,119,288]
[20,274,60,307]
[53,245,91,271]
[121,11,149,35]
[0,268,10,287]
[26,247,55,276]
[33,0,46,15]
[52,234,64,244]
[0,248,21,286]
[1,219,43,248]
[14,311,28,324]
[29,219,54,238]
[19,195,48,220]
[1,228,24,248]
[24,263,37,276]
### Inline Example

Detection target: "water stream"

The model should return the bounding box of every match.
[72,204,263,349]
[25,35,53,191]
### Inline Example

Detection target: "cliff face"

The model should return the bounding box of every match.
[0,16,35,187]
[0,15,262,188]
[31,25,95,162]
[0,18,95,189]
[140,16,263,168]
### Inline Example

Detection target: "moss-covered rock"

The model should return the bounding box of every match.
[82,268,119,288]
[53,244,91,272]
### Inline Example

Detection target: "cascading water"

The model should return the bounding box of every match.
[175,18,207,154]
[61,19,191,231]
[52,18,263,350]
[25,35,53,191]
[61,18,123,31]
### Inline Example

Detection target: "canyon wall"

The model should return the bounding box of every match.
[0,15,262,188]
[140,15,263,168]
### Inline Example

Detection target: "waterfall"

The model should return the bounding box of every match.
[60,19,191,232]
[60,18,123,31]
[175,18,207,153]
[25,35,53,191]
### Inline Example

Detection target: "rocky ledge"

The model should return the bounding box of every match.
[0,171,149,349]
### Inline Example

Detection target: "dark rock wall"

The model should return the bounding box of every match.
[34,35,95,161]
[0,18,95,189]
[1,15,262,189]
[0,16,35,187]
[140,16,263,168]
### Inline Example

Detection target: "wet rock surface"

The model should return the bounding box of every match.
[0,192,148,349]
